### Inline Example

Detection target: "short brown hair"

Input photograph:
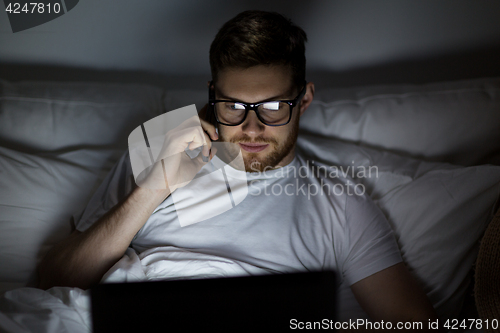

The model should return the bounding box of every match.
[209,10,307,88]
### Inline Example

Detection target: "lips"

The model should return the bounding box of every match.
[239,143,269,153]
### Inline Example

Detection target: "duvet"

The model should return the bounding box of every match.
[0,246,265,333]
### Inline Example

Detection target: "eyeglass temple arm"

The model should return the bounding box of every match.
[204,81,217,126]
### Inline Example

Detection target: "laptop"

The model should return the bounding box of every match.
[91,270,336,332]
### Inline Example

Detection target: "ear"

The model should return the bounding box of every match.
[207,81,211,88]
[299,82,315,117]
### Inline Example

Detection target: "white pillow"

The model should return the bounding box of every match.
[300,77,500,166]
[0,147,116,293]
[0,80,164,293]
[297,133,500,320]
[0,79,164,153]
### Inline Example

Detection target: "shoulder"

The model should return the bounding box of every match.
[294,155,394,241]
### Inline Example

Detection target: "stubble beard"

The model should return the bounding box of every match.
[217,119,300,173]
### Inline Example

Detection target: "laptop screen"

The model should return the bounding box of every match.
[91,270,336,332]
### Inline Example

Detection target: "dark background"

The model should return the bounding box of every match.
[1,0,500,87]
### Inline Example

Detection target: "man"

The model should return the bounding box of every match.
[38,10,438,326]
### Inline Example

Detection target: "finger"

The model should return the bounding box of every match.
[193,152,209,166]
[209,146,218,160]
[187,127,211,157]
[160,126,205,158]
[201,131,212,158]
[200,117,218,141]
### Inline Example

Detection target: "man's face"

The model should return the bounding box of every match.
[215,65,305,172]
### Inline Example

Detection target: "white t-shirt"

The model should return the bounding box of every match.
[74,150,402,320]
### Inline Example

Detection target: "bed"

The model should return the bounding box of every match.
[0,74,499,332]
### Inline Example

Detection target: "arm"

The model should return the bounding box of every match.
[344,262,442,332]
[38,115,218,290]
[37,186,170,290]
[338,184,442,331]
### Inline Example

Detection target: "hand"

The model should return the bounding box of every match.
[135,109,218,193]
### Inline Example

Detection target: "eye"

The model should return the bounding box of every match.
[262,102,280,111]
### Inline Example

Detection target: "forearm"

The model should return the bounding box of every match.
[38,186,169,290]
[349,263,443,333]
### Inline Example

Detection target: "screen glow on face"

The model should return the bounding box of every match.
[217,101,289,125]
[228,101,281,110]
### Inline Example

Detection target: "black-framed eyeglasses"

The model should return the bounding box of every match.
[208,81,307,126]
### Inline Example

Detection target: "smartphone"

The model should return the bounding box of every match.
[204,81,218,136]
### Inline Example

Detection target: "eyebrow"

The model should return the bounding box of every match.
[215,86,296,102]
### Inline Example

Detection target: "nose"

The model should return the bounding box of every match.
[241,109,265,136]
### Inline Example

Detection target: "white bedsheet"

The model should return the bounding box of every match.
[0,246,260,333]
[0,288,91,333]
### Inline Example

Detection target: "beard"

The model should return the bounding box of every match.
[217,118,299,173]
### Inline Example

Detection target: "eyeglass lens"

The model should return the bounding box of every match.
[214,101,290,125]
